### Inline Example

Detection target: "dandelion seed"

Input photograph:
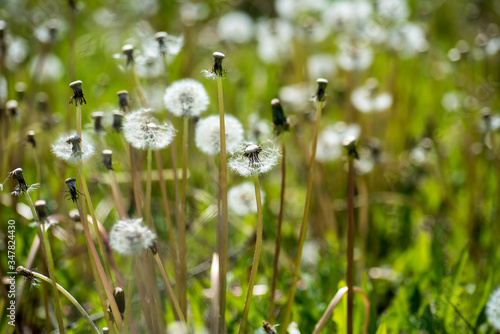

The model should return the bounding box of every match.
[228,182,265,216]
[202,51,225,79]
[123,109,176,150]
[163,79,209,118]
[351,78,392,113]
[109,218,156,256]
[487,287,500,330]
[195,114,244,155]
[51,133,95,163]
[228,141,280,177]
[69,80,86,106]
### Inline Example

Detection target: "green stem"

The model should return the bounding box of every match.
[179,117,189,317]
[21,267,100,334]
[33,146,41,200]
[217,75,228,334]
[281,100,323,332]
[123,257,136,334]
[76,104,82,138]
[131,65,147,109]
[145,148,153,228]
[26,195,65,333]
[347,158,355,334]
[268,133,286,321]
[153,253,186,325]
[237,175,263,334]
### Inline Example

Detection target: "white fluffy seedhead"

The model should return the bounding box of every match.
[228,182,265,216]
[51,133,95,163]
[123,109,176,150]
[109,218,156,256]
[228,140,280,177]
[487,287,500,330]
[195,114,244,155]
[163,79,209,118]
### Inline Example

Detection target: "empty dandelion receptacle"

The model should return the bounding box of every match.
[92,112,105,134]
[34,200,48,221]
[69,80,86,105]
[122,44,134,66]
[117,91,129,111]
[112,111,124,131]
[316,78,328,102]
[6,100,18,117]
[102,150,113,170]
[155,31,168,55]
[271,98,289,135]
[26,130,36,147]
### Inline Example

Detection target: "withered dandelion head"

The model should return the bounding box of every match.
[64,177,82,203]
[52,133,95,163]
[202,51,226,79]
[117,90,129,110]
[69,80,86,106]
[270,98,289,135]
[6,168,39,196]
[112,111,124,132]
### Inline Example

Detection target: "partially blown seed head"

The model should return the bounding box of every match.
[228,182,266,216]
[123,109,176,150]
[195,114,244,155]
[228,141,280,177]
[52,133,95,163]
[109,218,156,256]
[163,78,209,118]
[7,168,38,196]
[202,51,226,79]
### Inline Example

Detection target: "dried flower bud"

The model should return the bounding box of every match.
[117,90,129,111]
[34,200,48,221]
[15,82,26,101]
[102,150,113,170]
[26,131,36,147]
[112,111,124,132]
[155,31,168,55]
[343,136,359,159]
[122,44,134,66]
[316,78,328,102]
[37,92,49,113]
[92,111,105,134]
[6,100,18,117]
[113,287,126,314]
[271,98,289,135]
[69,80,86,106]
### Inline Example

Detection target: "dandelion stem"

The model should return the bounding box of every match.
[281,99,323,332]
[131,66,147,109]
[76,104,82,137]
[154,149,180,293]
[122,257,136,334]
[129,144,143,218]
[347,157,355,334]
[108,169,127,220]
[179,117,189,318]
[238,175,263,334]
[75,199,123,330]
[134,261,156,333]
[77,162,114,287]
[145,148,153,228]
[33,146,41,199]
[25,195,65,333]
[153,253,186,324]
[217,75,229,334]
[210,253,219,334]
[268,133,286,321]
[18,267,100,334]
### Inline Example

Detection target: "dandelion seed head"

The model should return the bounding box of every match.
[228,182,265,216]
[228,141,280,177]
[351,78,392,113]
[316,122,361,162]
[195,114,244,155]
[52,133,95,163]
[163,79,209,118]
[123,109,176,150]
[217,11,254,44]
[109,218,156,256]
[487,287,500,330]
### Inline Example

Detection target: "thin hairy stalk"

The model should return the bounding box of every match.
[210,253,219,334]
[77,162,114,283]
[179,117,189,317]
[154,150,180,291]
[25,195,65,333]
[145,148,153,228]
[268,133,286,321]
[217,75,229,333]
[312,286,370,334]
[18,267,100,334]
[108,170,127,219]
[281,99,324,332]
[122,257,135,334]
[134,262,155,334]
[347,158,355,334]
[153,253,186,324]
[237,175,264,334]
[75,199,123,330]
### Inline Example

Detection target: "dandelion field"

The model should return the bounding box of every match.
[1,0,500,333]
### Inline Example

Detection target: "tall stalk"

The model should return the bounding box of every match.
[145,148,153,228]
[268,133,286,320]
[237,175,263,334]
[346,154,356,334]
[217,73,229,334]
[26,197,65,333]
[281,79,327,332]
[16,266,100,334]
[179,117,189,317]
